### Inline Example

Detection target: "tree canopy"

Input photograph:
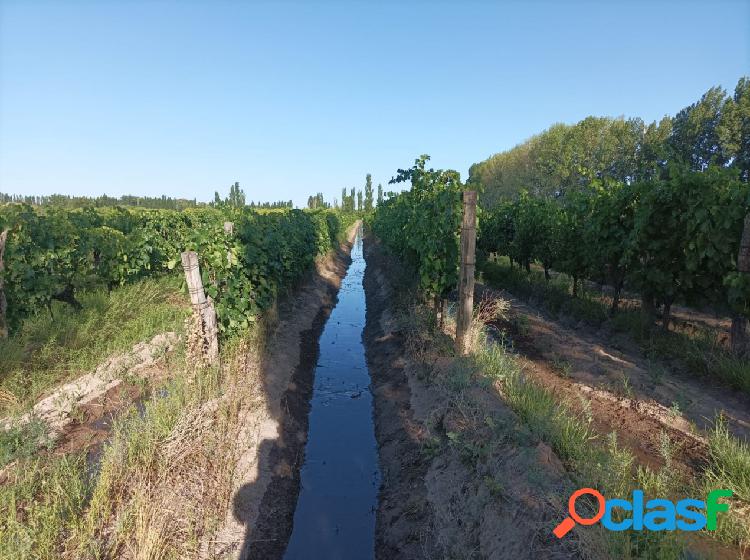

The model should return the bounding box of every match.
[469,77,749,205]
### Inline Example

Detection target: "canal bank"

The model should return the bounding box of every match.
[283,228,380,560]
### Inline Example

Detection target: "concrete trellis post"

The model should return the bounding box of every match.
[181,250,219,365]
[455,191,477,356]
[223,221,235,265]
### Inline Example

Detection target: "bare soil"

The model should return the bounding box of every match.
[475,282,750,559]
[541,264,734,339]
[476,282,750,480]
[363,238,591,560]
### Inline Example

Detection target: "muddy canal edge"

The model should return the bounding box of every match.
[362,235,441,559]
[210,224,359,560]
[362,234,597,560]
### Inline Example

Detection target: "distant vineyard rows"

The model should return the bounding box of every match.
[0,205,357,337]
[478,167,750,321]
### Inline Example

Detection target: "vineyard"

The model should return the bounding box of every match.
[374,160,750,342]
[3,2,750,557]
[367,147,750,558]
[0,204,357,338]
[479,169,750,335]
[0,199,361,559]
[371,155,464,303]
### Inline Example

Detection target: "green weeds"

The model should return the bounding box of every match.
[0,454,88,560]
[0,417,54,469]
[0,276,188,413]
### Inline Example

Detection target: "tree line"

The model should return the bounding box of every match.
[212,182,292,209]
[0,192,202,210]
[310,173,385,211]
[1,182,293,211]
[471,76,750,355]
[468,77,749,205]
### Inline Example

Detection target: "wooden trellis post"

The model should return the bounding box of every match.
[181,251,219,365]
[455,191,477,355]
[0,230,7,338]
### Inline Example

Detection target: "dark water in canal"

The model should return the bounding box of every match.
[283,230,380,560]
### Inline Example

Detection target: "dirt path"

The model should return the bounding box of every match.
[207,226,358,560]
[476,282,750,480]
[363,238,590,560]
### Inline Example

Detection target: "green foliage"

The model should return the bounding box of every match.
[212,181,246,208]
[0,191,202,210]
[478,193,561,275]
[718,77,750,182]
[478,167,750,315]
[470,76,748,203]
[0,203,356,338]
[628,167,748,310]
[669,86,728,171]
[306,192,329,209]
[170,207,356,337]
[373,155,463,299]
[364,173,374,212]
[0,417,54,468]
[0,453,89,560]
[585,181,637,299]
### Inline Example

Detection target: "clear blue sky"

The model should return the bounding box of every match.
[1,1,748,207]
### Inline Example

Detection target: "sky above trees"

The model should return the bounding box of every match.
[0,0,748,206]
[470,78,750,204]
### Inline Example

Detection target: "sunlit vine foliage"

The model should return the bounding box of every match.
[372,155,464,301]
[478,166,750,316]
[0,204,357,337]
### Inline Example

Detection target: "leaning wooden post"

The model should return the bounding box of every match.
[455,191,477,355]
[181,251,219,365]
[0,229,8,338]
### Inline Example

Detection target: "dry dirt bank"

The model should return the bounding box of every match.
[476,282,750,477]
[207,225,359,560]
[363,237,589,560]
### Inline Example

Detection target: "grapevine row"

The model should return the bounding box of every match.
[371,156,464,303]
[478,167,750,325]
[0,204,357,337]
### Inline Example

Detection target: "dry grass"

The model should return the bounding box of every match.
[0,304,272,560]
[73,320,269,559]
